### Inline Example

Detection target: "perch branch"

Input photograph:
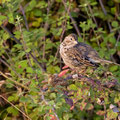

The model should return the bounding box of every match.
[50,73,120,92]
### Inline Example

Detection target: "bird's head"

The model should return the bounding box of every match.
[61,33,78,48]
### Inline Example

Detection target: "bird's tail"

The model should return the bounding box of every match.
[100,59,120,66]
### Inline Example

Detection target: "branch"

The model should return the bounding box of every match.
[0,71,29,90]
[0,24,46,72]
[49,73,120,92]
[20,5,29,31]
[62,0,82,38]
[98,0,120,62]
[0,95,31,120]
[0,57,22,78]
[41,93,60,120]
[1,24,22,45]
[98,0,112,32]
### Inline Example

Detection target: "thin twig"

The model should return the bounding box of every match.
[98,0,112,32]
[41,93,60,120]
[20,5,29,31]
[0,57,22,78]
[115,33,120,48]
[0,71,29,90]
[88,5,98,27]
[62,0,82,38]
[0,95,31,120]
[42,0,55,59]
[17,11,33,69]
[0,24,46,72]
[85,5,100,47]
[1,24,22,44]
[54,20,66,63]
[35,75,59,120]
[103,103,107,120]
[98,0,119,62]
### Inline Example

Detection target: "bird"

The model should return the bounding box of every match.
[59,33,119,70]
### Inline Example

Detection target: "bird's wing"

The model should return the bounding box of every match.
[74,43,100,66]
[76,42,120,66]
[65,46,97,67]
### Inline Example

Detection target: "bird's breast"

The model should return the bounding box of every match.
[60,44,68,58]
[60,44,77,69]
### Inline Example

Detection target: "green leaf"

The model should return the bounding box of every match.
[109,37,116,44]
[56,0,61,2]
[78,37,84,42]
[71,12,78,18]
[90,2,97,6]
[26,67,33,73]
[20,96,29,102]
[0,15,7,25]
[8,94,19,102]
[18,60,28,68]
[18,51,26,57]
[3,33,9,40]
[107,109,118,119]
[112,21,118,28]
[25,48,31,53]
[111,7,116,14]
[25,0,37,12]
[14,31,21,39]
[7,107,19,116]
[8,13,14,24]
[85,103,94,110]
[32,21,40,27]
[63,113,73,120]
[109,65,118,72]
[33,9,42,17]
[68,84,78,90]
[114,96,120,103]
[50,93,56,99]
[8,96,15,102]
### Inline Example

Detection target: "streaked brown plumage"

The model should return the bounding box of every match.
[60,33,119,70]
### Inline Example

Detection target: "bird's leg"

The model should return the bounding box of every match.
[70,67,85,75]
[58,69,70,77]
[75,67,89,76]
[62,65,69,70]
[58,65,70,77]
[79,69,86,74]
[71,68,77,74]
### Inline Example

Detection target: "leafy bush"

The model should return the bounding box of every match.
[0,0,120,120]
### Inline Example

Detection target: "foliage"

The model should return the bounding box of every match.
[0,0,120,120]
